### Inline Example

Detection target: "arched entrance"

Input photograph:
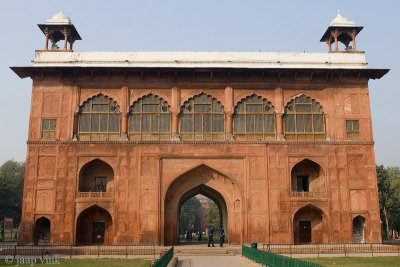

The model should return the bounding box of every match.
[178,187,228,244]
[78,159,114,193]
[293,204,328,244]
[34,217,50,245]
[353,215,365,243]
[291,159,325,197]
[75,205,113,245]
[163,165,242,245]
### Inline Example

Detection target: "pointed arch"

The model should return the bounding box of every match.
[78,93,121,141]
[34,216,51,245]
[293,204,328,244]
[233,94,275,140]
[76,205,113,245]
[179,93,225,141]
[353,215,365,243]
[291,159,325,197]
[283,94,325,141]
[128,94,171,141]
[163,164,243,245]
[78,159,114,193]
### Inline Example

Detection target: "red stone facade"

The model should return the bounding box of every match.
[14,66,386,246]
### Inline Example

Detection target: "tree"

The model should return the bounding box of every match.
[205,200,220,229]
[377,165,400,239]
[179,197,201,234]
[0,160,25,230]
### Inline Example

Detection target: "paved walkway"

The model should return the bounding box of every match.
[176,255,250,267]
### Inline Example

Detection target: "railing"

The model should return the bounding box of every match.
[153,247,173,267]
[242,246,325,267]
[291,191,324,198]
[261,243,400,256]
[78,192,112,198]
[0,244,156,258]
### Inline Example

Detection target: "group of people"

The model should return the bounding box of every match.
[184,225,226,247]
[207,226,225,247]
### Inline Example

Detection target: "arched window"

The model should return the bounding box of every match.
[284,95,325,140]
[180,93,225,141]
[233,95,275,140]
[78,94,121,141]
[129,94,171,141]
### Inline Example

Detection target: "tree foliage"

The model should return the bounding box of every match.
[0,160,25,228]
[179,197,201,234]
[377,165,400,238]
[205,200,220,228]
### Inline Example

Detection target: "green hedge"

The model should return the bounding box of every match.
[242,246,325,267]
[153,247,174,267]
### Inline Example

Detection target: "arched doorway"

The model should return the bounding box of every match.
[291,159,325,197]
[293,205,328,244]
[75,205,113,245]
[163,165,242,245]
[78,159,114,194]
[178,188,228,244]
[34,217,50,245]
[353,216,365,243]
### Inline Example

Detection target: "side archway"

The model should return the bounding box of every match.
[163,164,243,245]
[75,205,113,245]
[293,204,328,244]
[78,159,114,194]
[353,215,365,243]
[33,217,50,245]
[291,159,325,197]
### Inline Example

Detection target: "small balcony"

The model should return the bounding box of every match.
[78,192,113,198]
[291,191,325,198]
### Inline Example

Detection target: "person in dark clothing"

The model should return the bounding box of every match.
[219,226,225,247]
[208,226,215,247]
[198,230,202,242]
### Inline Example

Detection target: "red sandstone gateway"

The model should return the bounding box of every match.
[11,11,389,245]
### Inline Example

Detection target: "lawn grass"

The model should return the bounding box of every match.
[0,258,152,267]
[307,256,400,267]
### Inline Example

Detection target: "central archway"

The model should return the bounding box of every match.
[178,186,228,244]
[163,164,243,245]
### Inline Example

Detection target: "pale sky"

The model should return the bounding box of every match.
[0,0,398,166]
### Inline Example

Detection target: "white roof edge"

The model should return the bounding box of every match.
[33,51,367,69]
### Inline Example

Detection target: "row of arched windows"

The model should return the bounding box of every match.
[78,93,325,141]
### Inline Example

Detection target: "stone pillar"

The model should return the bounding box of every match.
[63,28,68,51]
[72,112,79,140]
[324,112,330,140]
[44,30,49,51]
[332,30,339,52]
[351,30,357,52]
[171,87,180,140]
[120,86,129,140]
[326,39,332,53]
[276,111,284,140]
[225,86,234,140]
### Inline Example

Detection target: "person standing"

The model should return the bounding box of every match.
[208,226,215,247]
[198,230,202,242]
[219,226,225,247]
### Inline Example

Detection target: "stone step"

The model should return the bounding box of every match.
[174,248,240,256]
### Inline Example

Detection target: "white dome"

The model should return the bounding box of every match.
[330,11,355,27]
[46,10,71,25]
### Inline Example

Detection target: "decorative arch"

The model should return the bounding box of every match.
[283,94,325,141]
[78,93,121,141]
[128,94,171,141]
[233,94,275,140]
[293,204,328,244]
[163,164,243,245]
[290,159,326,197]
[78,159,114,194]
[33,216,51,245]
[76,205,113,245]
[179,93,225,141]
[353,215,365,243]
